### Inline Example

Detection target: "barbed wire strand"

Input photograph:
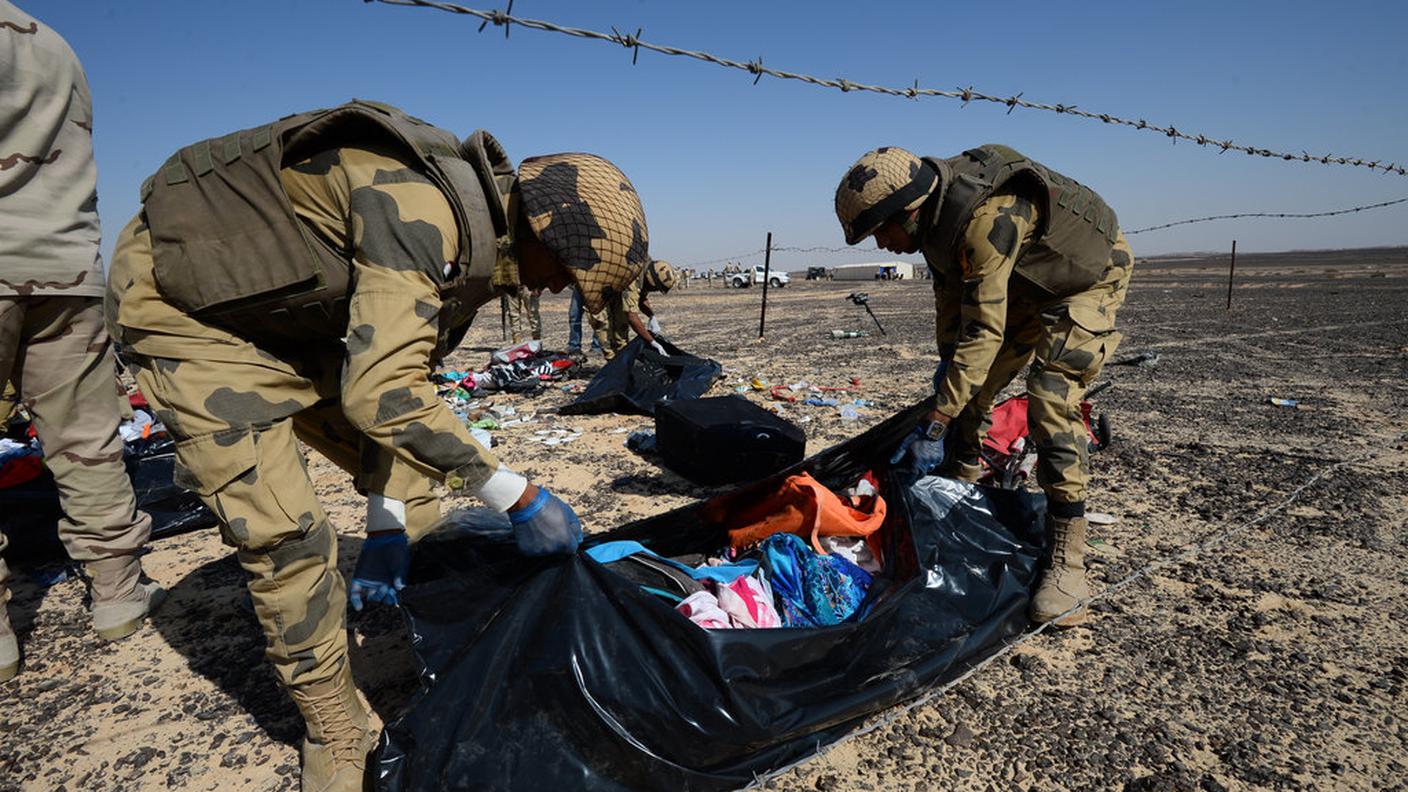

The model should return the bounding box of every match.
[366,0,1407,177]
[741,449,1382,790]
[1125,195,1408,234]
[681,195,1408,265]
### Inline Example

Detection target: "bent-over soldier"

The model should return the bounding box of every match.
[590,258,679,358]
[107,100,651,791]
[835,144,1132,627]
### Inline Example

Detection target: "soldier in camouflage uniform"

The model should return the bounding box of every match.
[106,100,651,792]
[503,284,543,342]
[0,0,162,684]
[591,259,680,358]
[835,145,1133,628]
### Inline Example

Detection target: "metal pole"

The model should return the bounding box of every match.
[1225,239,1237,310]
[500,295,509,340]
[758,232,772,338]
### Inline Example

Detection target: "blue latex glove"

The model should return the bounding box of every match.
[889,425,947,474]
[931,358,950,395]
[508,487,583,556]
[349,531,410,611]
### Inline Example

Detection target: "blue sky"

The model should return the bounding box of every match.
[30,0,1408,270]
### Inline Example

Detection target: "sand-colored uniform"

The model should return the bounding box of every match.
[592,267,655,358]
[0,0,151,606]
[925,180,1133,510]
[504,285,542,342]
[108,144,503,689]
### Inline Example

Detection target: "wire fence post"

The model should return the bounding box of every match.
[758,232,773,338]
[1226,240,1237,311]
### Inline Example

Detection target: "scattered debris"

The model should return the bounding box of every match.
[1112,351,1160,368]
[1267,397,1299,409]
[1086,511,1119,526]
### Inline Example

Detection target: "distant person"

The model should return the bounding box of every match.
[834,144,1133,627]
[106,99,651,791]
[592,259,679,359]
[0,0,162,685]
[504,285,542,343]
[565,285,601,360]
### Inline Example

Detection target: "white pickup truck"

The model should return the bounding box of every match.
[727,265,789,288]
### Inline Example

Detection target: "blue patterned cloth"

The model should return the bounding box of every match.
[761,533,872,627]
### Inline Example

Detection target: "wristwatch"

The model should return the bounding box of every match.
[921,420,947,441]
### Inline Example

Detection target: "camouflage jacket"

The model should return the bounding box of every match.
[140,100,512,358]
[921,145,1119,299]
[0,1,105,298]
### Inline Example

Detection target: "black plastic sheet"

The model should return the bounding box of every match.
[560,336,722,416]
[0,435,217,564]
[376,401,1048,792]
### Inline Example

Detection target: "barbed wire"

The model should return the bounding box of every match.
[684,244,869,268]
[1125,195,1408,234]
[681,195,1408,265]
[366,0,1406,177]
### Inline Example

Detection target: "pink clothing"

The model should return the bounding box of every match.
[675,573,782,630]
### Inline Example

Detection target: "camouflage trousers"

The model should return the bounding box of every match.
[107,217,440,690]
[504,287,541,343]
[589,303,631,359]
[946,233,1134,509]
[0,296,151,605]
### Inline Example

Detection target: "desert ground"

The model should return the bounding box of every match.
[1,247,1405,791]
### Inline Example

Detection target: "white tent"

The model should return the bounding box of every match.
[831,261,916,281]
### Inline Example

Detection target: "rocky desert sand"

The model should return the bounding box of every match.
[1,247,1405,791]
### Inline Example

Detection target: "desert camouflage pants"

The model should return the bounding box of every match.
[0,296,151,604]
[107,217,440,690]
[504,287,541,343]
[946,232,1134,509]
[589,302,631,359]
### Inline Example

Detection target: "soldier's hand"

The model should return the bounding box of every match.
[648,339,668,356]
[889,426,947,474]
[507,485,583,556]
[647,316,663,335]
[349,531,411,610]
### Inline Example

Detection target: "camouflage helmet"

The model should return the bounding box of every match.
[644,259,679,293]
[518,153,649,313]
[834,146,939,245]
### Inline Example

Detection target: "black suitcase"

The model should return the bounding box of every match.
[654,395,806,485]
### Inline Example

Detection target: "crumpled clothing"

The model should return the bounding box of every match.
[763,533,872,627]
[675,572,782,630]
[676,590,731,629]
[711,572,781,628]
[820,535,882,575]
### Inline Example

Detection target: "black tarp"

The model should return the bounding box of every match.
[0,434,218,564]
[560,336,722,416]
[375,400,1048,792]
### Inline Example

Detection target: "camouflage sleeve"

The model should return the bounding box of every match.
[336,149,501,491]
[933,193,1039,419]
[932,261,961,359]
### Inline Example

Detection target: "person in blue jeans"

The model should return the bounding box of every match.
[567,286,601,357]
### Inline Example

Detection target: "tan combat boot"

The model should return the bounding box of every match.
[0,605,17,682]
[289,664,378,792]
[87,556,166,641]
[1029,516,1090,627]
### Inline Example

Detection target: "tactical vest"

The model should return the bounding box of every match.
[140,100,512,356]
[920,145,1119,297]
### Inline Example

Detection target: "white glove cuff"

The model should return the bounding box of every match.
[366,493,408,534]
[477,464,530,512]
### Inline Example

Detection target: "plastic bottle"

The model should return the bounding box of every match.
[830,330,869,339]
